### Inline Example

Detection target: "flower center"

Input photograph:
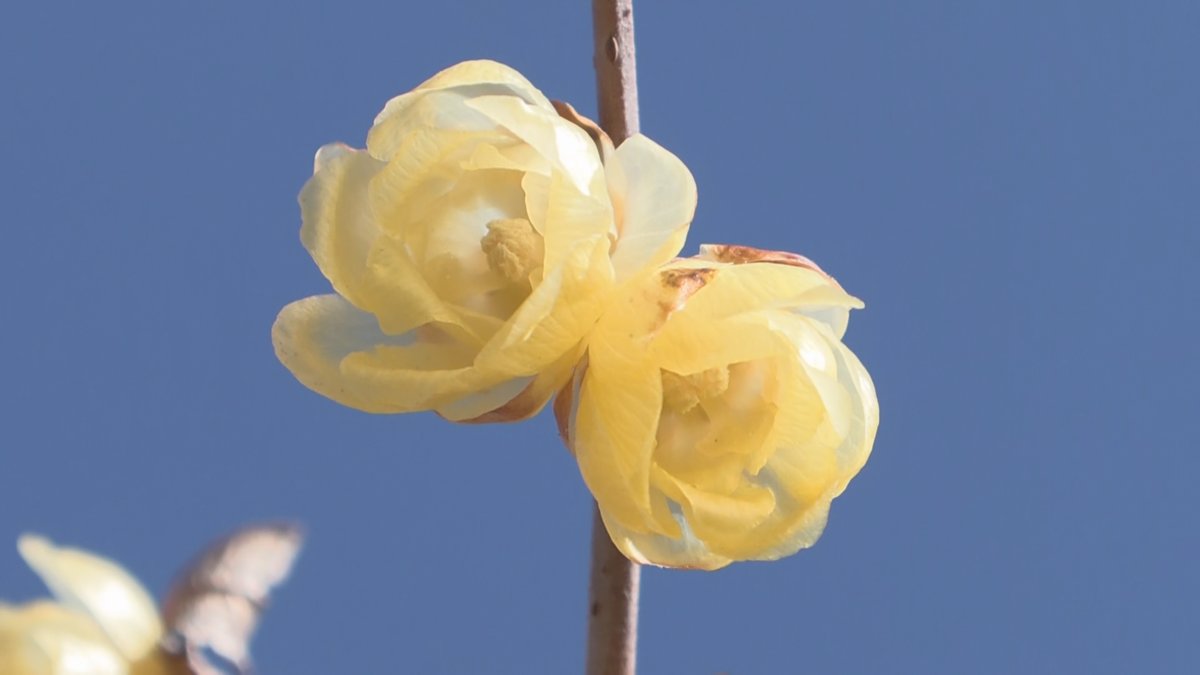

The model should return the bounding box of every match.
[480,217,543,283]
[661,366,730,414]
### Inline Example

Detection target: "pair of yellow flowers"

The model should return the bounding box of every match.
[272,60,880,570]
[1,58,878,674]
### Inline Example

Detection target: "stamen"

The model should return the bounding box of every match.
[480,217,543,283]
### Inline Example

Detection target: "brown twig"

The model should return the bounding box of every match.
[586,5,642,675]
[592,0,640,143]
[585,505,640,675]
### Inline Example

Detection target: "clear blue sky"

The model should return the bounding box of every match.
[1,2,1196,673]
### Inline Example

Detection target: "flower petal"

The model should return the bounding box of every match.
[598,505,731,571]
[299,146,386,310]
[337,343,499,413]
[606,135,697,283]
[17,536,161,662]
[827,335,879,492]
[464,96,607,200]
[477,236,613,378]
[435,375,535,422]
[572,331,664,535]
[272,294,415,413]
[368,60,555,162]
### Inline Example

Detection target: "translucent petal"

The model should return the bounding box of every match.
[677,262,863,324]
[827,334,880,493]
[338,343,500,413]
[651,314,781,376]
[538,170,612,274]
[606,135,697,283]
[17,536,161,662]
[298,146,386,310]
[358,237,479,342]
[371,62,554,158]
[521,172,550,236]
[599,504,731,571]
[272,294,415,413]
[435,375,534,422]
[461,141,550,176]
[404,168,526,309]
[464,96,607,200]
[368,59,556,162]
[367,128,490,239]
[368,89,501,162]
[571,296,692,535]
[412,60,553,106]
[476,236,613,377]
[651,465,777,548]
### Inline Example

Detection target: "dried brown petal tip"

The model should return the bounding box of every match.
[699,244,843,289]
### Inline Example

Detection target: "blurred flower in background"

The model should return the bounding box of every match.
[274,60,696,422]
[0,535,176,675]
[555,245,879,570]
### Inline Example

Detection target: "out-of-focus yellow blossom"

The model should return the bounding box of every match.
[555,245,879,570]
[273,60,696,422]
[0,535,178,675]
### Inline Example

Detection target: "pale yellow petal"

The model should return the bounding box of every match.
[368,89,500,162]
[651,465,777,550]
[17,536,160,662]
[461,141,550,176]
[272,294,416,413]
[476,236,613,377]
[435,375,535,422]
[368,59,557,161]
[367,128,490,239]
[572,333,663,535]
[456,340,587,424]
[413,60,552,105]
[358,237,481,342]
[606,135,696,282]
[651,314,781,376]
[298,146,386,310]
[312,142,354,173]
[538,171,613,273]
[826,335,879,493]
[338,343,501,413]
[464,96,607,200]
[521,172,550,236]
[599,505,731,571]
[679,262,863,324]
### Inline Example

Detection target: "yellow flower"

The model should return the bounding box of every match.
[554,245,879,570]
[273,60,696,421]
[0,535,175,675]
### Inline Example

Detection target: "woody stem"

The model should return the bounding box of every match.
[585,2,641,675]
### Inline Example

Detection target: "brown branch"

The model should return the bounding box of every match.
[587,4,642,674]
[585,505,640,675]
[592,0,640,143]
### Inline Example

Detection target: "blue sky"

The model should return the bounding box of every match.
[1,2,1196,673]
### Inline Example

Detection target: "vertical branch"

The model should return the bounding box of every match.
[592,0,640,143]
[587,6,641,675]
[585,505,640,675]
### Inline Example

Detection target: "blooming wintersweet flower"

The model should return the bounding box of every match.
[0,535,175,675]
[554,245,879,570]
[273,60,696,421]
